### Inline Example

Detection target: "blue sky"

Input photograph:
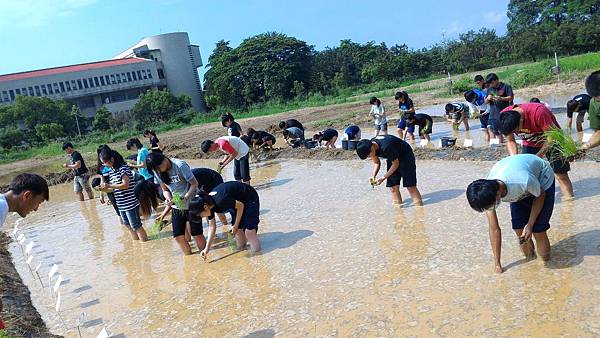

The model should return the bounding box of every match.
[0,0,509,80]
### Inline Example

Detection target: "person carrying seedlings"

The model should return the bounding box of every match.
[368,96,387,137]
[1,173,49,228]
[100,148,149,242]
[403,112,433,142]
[282,126,305,148]
[466,154,555,274]
[189,181,262,255]
[355,135,423,205]
[485,73,514,143]
[343,125,361,141]
[313,128,339,148]
[222,113,242,137]
[201,136,251,184]
[279,119,304,131]
[145,152,206,254]
[444,103,471,131]
[247,128,276,150]
[566,94,591,132]
[143,129,162,153]
[394,91,416,141]
[464,89,490,140]
[126,138,154,181]
[499,102,574,199]
[582,71,600,151]
[62,142,94,201]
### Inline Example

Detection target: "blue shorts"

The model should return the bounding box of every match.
[396,119,415,133]
[510,181,555,233]
[487,118,499,134]
[120,207,142,230]
[229,200,260,231]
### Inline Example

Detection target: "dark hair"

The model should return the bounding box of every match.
[282,130,290,138]
[143,129,156,137]
[474,75,484,82]
[585,70,600,97]
[221,113,234,127]
[464,90,477,103]
[485,73,499,84]
[246,127,256,138]
[91,177,101,188]
[278,121,287,129]
[201,140,214,153]
[466,179,500,212]
[370,96,381,106]
[394,91,410,104]
[250,132,265,145]
[444,103,455,114]
[313,133,323,141]
[498,110,521,135]
[188,192,216,220]
[126,138,143,150]
[62,142,74,150]
[529,97,541,103]
[145,152,171,184]
[135,179,159,219]
[96,144,111,173]
[567,99,580,115]
[356,139,373,160]
[99,148,126,169]
[8,173,49,201]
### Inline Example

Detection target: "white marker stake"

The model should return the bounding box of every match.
[437,140,442,148]
[463,139,473,147]
[420,139,429,147]
[490,138,500,145]
[35,262,42,272]
[17,234,26,244]
[35,263,44,287]
[25,241,35,254]
[583,133,593,143]
[55,291,61,312]
[96,327,109,338]
[48,264,58,282]
[53,275,63,294]
[26,255,33,266]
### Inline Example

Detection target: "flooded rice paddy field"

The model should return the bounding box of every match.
[4,159,600,337]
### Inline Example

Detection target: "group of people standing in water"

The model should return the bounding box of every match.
[3,71,600,274]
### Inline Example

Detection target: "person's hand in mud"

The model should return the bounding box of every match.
[231,224,239,237]
[200,247,210,260]
[521,224,533,242]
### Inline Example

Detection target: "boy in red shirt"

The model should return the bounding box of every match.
[498,102,574,199]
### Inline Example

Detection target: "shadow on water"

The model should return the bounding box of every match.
[572,176,600,199]
[259,230,314,255]
[244,329,276,338]
[422,189,464,205]
[254,178,293,191]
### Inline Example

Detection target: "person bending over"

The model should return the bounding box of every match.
[201,136,251,184]
[313,128,338,148]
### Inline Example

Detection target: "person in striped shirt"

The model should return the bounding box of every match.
[99,148,148,242]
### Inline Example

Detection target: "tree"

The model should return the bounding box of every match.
[10,96,76,134]
[92,106,114,131]
[132,89,184,125]
[0,126,26,149]
[71,105,82,136]
[34,123,64,141]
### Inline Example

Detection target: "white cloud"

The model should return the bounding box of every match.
[0,0,97,28]
[441,20,464,39]
[484,11,506,25]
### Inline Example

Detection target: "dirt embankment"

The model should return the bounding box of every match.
[0,234,60,337]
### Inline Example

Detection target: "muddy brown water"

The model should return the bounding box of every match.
[3,158,600,337]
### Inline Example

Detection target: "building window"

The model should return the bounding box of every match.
[132,71,138,81]
[99,76,105,86]
[9,90,15,100]
[105,75,110,85]
[71,80,77,90]
[2,91,9,102]
[28,87,34,96]
[121,73,126,82]
[34,86,41,96]
[22,88,28,96]
[41,85,48,95]
[126,72,132,81]
[15,89,21,96]
[65,82,71,91]
[137,70,142,80]
[157,69,165,79]
[88,78,94,88]
[82,79,89,88]
[77,79,83,89]
[147,69,152,79]
[47,84,54,94]
[142,70,148,79]
[94,77,100,87]
[55,83,61,93]
[116,74,121,83]
[110,74,116,84]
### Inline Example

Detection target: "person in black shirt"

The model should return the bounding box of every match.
[247,128,276,150]
[356,135,423,205]
[189,181,261,256]
[143,130,162,153]
[404,112,433,142]
[313,128,339,148]
[62,142,94,201]
[221,113,242,137]
[279,118,304,131]
[566,94,592,132]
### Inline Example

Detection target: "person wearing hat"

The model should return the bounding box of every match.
[221,113,242,137]
[356,135,423,205]
[189,181,261,257]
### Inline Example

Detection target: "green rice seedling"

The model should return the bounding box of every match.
[227,232,237,251]
[544,127,579,159]
[172,192,186,209]
[215,164,223,175]
[148,219,164,239]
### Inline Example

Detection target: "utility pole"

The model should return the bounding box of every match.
[71,105,81,136]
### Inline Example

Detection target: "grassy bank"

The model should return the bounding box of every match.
[2,52,599,165]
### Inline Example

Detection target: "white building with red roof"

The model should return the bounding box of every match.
[0,32,205,119]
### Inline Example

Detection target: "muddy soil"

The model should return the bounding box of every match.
[0,234,59,338]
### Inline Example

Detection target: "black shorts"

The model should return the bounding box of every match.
[510,181,555,233]
[171,208,203,237]
[385,153,417,188]
[567,109,587,119]
[229,200,260,231]
[522,145,570,174]
[234,153,251,181]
